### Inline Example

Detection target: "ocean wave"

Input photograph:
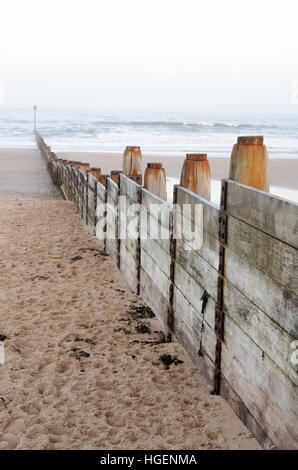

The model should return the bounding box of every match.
[88,120,280,130]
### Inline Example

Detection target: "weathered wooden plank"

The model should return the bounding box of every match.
[106,187,118,261]
[141,248,171,300]
[88,172,97,191]
[180,229,219,271]
[106,237,118,262]
[96,181,106,204]
[175,241,218,302]
[220,376,274,450]
[172,311,215,385]
[77,170,86,217]
[141,237,171,278]
[224,277,297,385]
[173,286,217,360]
[120,243,138,293]
[72,168,79,207]
[141,188,172,227]
[176,185,219,239]
[120,174,141,202]
[225,178,298,249]
[174,263,215,329]
[142,187,171,210]
[140,268,169,331]
[124,237,138,259]
[106,177,119,205]
[227,214,298,293]
[221,313,298,449]
[141,211,171,253]
[224,246,298,338]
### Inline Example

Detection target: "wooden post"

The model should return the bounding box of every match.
[123,146,142,176]
[79,163,90,173]
[128,174,142,185]
[110,170,122,186]
[229,136,270,191]
[98,175,109,187]
[144,163,167,201]
[90,167,102,179]
[180,153,211,200]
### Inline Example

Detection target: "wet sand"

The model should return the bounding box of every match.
[0,148,261,450]
[0,149,58,199]
[58,151,298,190]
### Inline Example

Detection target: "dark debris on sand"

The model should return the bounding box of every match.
[158,354,184,370]
[128,305,155,319]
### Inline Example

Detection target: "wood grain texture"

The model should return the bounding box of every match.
[140,268,169,331]
[176,185,219,239]
[175,241,218,302]
[141,237,171,278]
[120,243,138,293]
[221,313,298,449]
[173,285,217,360]
[224,246,298,338]
[172,312,215,385]
[120,174,141,202]
[225,179,298,249]
[140,248,171,300]
[224,277,297,385]
[96,181,106,204]
[227,212,298,292]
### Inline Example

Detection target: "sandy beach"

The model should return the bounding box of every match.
[0,149,261,450]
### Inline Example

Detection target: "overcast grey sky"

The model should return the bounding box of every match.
[1,0,298,112]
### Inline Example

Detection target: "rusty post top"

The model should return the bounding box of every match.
[186,153,207,161]
[147,163,163,169]
[237,136,264,145]
[126,146,140,151]
[111,170,123,175]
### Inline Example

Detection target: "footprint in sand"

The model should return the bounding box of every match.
[55,359,72,374]
[105,412,125,428]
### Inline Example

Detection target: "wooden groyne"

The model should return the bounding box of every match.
[35,131,298,449]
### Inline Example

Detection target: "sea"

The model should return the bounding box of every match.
[1,107,297,203]
[1,107,298,158]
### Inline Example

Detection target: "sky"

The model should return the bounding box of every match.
[0,0,298,113]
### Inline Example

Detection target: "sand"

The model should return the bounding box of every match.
[58,151,298,190]
[0,194,261,450]
[0,149,58,200]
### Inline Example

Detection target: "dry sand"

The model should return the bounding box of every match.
[0,196,261,450]
[58,151,298,190]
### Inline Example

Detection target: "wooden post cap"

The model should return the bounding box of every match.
[237,136,264,145]
[126,146,140,151]
[186,154,207,161]
[147,163,163,169]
